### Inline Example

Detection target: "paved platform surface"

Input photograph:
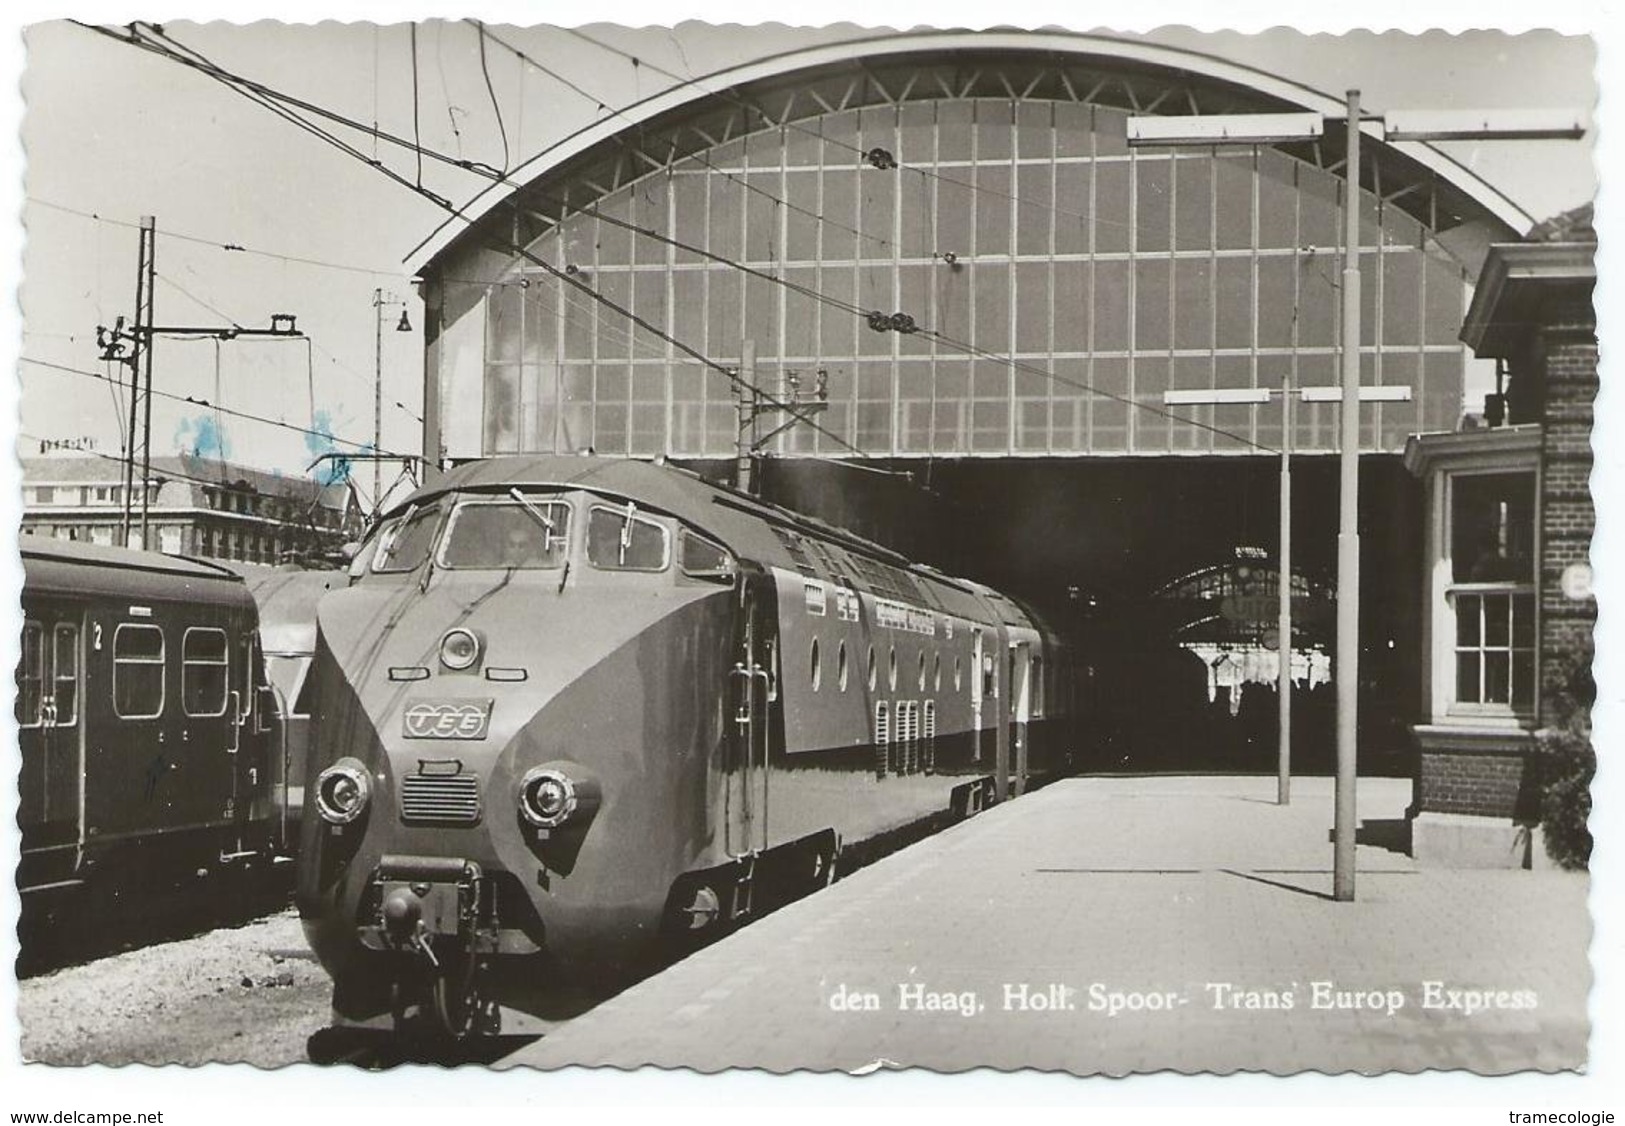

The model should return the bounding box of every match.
[502,775,1590,1076]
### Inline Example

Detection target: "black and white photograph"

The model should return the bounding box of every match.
[3,1,1618,1117]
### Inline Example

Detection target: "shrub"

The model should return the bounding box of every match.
[1534,646,1595,870]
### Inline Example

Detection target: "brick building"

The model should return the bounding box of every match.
[1402,204,1596,866]
[20,448,358,565]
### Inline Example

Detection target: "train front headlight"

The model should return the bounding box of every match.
[439,627,481,671]
[315,758,372,825]
[518,763,600,830]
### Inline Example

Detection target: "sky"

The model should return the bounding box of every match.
[10,13,1601,492]
[2,0,1622,1117]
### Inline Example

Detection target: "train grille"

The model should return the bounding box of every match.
[400,773,482,824]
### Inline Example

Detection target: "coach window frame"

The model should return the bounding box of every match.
[18,619,44,728]
[182,626,231,718]
[113,622,166,720]
[52,622,80,727]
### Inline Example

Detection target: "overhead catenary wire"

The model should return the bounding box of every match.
[86,20,1269,456]
[24,356,396,455]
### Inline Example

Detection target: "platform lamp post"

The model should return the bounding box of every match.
[1164,379,1411,809]
[373,288,413,518]
[1132,93,1582,901]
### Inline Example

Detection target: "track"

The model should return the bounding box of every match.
[305,1027,541,1068]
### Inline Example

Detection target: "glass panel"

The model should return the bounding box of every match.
[1456,594,1482,647]
[587,506,669,571]
[1134,259,1170,351]
[1213,155,1255,250]
[440,499,571,569]
[786,171,820,260]
[1055,163,1090,254]
[1383,251,1422,346]
[1257,151,1298,249]
[114,625,165,719]
[1173,259,1213,351]
[1215,258,1252,350]
[1513,593,1535,648]
[1136,157,1172,253]
[974,263,1011,352]
[183,628,229,717]
[53,625,78,726]
[1513,654,1535,710]
[1424,252,1466,344]
[1015,263,1051,352]
[679,529,736,582]
[1450,472,1536,583]
[373,504,443,573]
[1093,260,1130,351]
[1483,652,1511,703]
[1257,256,1295,349]
[1174,156,1212,250]
[1094,163,1131,254]
[1054,261,1089,352]
[1456,651,1482,704]
[1483,595,1511,646]
[17,622,42,727]
[632,177,670,266]
[976,100,1013,161]
[975,164,1011,257]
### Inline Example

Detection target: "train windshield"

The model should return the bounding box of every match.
[587,503,669,571]
[372,504,443,573]
[439,494,572,570]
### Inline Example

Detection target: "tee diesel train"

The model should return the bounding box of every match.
[297,456,1079,1037]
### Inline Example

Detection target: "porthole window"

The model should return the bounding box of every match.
[810,637,822,692]
[867,646,877,691]
[837,641,849,692]
[887,646,898,692]
[917,650,927,691]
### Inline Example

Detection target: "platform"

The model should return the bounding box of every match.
[500,775,1589,1076]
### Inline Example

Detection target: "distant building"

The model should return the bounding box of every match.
[19,449,358,564]
[1403,203,1595,866]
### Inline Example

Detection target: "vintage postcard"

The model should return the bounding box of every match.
[4,2,1616,1116]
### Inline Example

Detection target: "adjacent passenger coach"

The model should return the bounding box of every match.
[297,456,1078,1037]
[18,540,286,916]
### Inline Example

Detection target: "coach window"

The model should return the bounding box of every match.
[52,624,79,726]
[373,503,444,573]
[810,637,822,691]
[917,650,928,692]
[867,646,877,691]
[113,624,166,719]
[588,503,669,571]
[183,628,230,717]
[17,621,43,727]
[933,653,943,693]
[837,640,849,692]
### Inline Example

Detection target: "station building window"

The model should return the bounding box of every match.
[1448,471,1536,714]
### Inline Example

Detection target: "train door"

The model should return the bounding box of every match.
[970,628,984,765]
[87,607,232,844]
[18,603,86,890]
[1009,642,1032,797]
[726,578,772,859]
[226,626,268,856]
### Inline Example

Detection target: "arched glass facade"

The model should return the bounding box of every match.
[428,48,1497,463]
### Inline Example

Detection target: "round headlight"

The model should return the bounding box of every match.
[518,767,577,829]
[315,759,372,825]
[439,628,481,671]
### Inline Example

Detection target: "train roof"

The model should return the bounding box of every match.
[21,537,254,606]
[390,455,916,568]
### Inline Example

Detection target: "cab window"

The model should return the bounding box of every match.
[679,529,736,583]
[439,496,571,569]
[587,504,669,571]
[372,504,443,573]
[114,624,166,719]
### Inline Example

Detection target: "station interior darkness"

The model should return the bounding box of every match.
[690,455,1425,777]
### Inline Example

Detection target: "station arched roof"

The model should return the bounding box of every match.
[407,29,1533,276]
